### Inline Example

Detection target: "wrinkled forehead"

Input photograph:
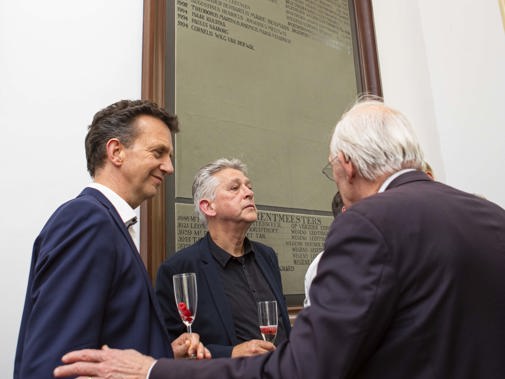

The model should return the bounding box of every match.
[214,167,250,183]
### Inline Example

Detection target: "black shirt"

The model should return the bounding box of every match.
[209,235,287,345]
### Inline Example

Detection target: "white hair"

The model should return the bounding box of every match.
[192,158,248,226]
[329,99,424,181]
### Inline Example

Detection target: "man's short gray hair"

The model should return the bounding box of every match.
[329,98,424,181]
[192,158,248,226]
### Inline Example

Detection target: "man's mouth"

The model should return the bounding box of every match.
[152,174,163,184]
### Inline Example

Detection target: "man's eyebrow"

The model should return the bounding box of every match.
[229,177,252,186]
[151,144,171,152]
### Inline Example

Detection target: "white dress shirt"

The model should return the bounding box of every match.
[87,182,139,250]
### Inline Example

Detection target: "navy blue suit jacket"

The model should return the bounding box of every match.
[151,171,505,378]
[156,233,291,357]
[14,188,172,379]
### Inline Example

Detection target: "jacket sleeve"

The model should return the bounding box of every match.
[150,210,398,378]
[15,201,117,379]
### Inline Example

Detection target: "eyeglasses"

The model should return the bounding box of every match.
[321,155,340,181]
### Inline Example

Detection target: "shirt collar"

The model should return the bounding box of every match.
[87,182,137,225]
[208,233,254,268]
[377,169,416,193]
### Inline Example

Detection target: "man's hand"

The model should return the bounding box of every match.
[171,332,211,360]
[231,339,276,357]
[53,345,154,379]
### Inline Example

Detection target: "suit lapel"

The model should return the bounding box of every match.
[80,188,170,340]
[254,249,284,315]
[254,245,291,333]
[199,237,238,344]
[254,250,282,306]
[80,188,138,254]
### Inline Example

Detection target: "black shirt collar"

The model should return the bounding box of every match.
[207,232,254,268]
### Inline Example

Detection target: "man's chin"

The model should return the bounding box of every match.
[143,187,160,201]
[245,213,258,223]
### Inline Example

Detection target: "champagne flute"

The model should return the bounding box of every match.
[258,300,278,343]
[173,273,198,335]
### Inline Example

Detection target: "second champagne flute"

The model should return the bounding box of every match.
[258,300,278,343]
[173,272,198,335]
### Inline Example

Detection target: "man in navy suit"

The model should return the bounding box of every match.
[15,100,208,379]
[156,158,291,358]
[54,98,505,379]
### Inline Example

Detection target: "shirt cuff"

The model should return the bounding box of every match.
[146,360,158,379]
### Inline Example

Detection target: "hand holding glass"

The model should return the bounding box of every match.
[258,300,278,343]
[173,273,198,335]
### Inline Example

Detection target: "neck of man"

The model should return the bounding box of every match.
[93,168,137,208]
[207,221,251,257]
[344,174,389,207]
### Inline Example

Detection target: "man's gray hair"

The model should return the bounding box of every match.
[329,98,424,181]
[192,158,248,226]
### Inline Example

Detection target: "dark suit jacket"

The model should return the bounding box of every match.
[156,233,291,357]
[14,188,172,379]
[151,171,505,378]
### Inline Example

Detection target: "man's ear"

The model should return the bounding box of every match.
[199,199,216,217]
[342,157,356,182]
[105,138,125,167]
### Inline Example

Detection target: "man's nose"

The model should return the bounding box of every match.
[161,156,174,175]
[243,185,254,198]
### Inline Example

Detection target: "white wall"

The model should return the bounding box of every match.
[373,0,505,208]
[1,1,505,378]
[0,1,143,376]
[418,0,505,205]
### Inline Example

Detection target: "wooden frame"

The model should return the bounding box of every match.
[350,0,383,97]
[140,0,382,283]
[140,0,169,281]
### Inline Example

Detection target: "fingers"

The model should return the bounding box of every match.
[61,349,104,364]
[231,339,276,357]
[192,342,212,360]
[250,340,276,355]
[186,333,199,356]
[170,332,212,360]
[256,340,276,352]
[171,334,191,358]
[55,348,154,378]
[171,333,198,359]
[203,347,212,360]
[53,362,99,378]
[188,332,201,348]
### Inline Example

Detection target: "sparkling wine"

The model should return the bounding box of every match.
[173,273,197,335]
[260,325,277,343]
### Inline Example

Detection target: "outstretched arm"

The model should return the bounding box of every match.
[54,345,154,379]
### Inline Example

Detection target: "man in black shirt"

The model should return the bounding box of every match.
[155,158,290,358]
